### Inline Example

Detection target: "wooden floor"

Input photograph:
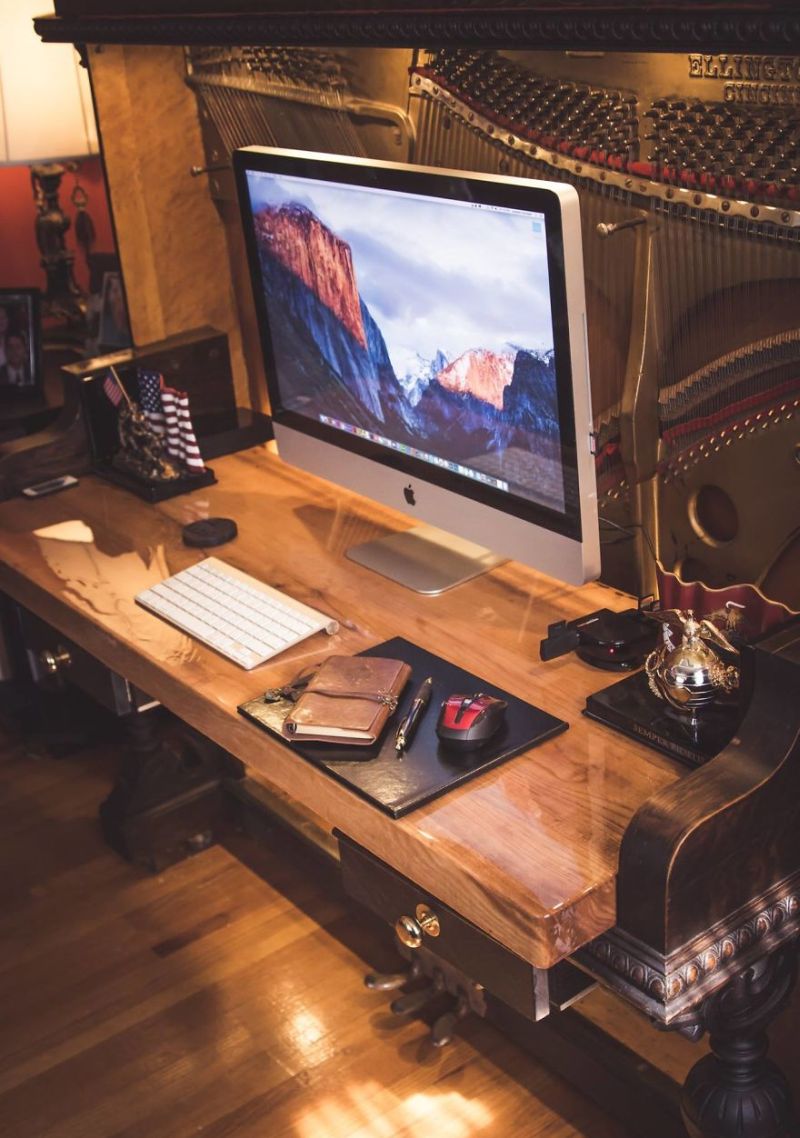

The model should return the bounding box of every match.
[0,708,635,1138]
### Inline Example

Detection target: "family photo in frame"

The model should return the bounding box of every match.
[84,256,132,356]
[0,289,42,402]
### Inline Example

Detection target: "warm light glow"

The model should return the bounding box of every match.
[287,1009,326,1051]
[0,0,98,163]
[401,1093,494,1137]
[295,1082,493,1138]
[33,520,95,543]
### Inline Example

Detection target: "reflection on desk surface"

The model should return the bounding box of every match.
[0,447,680,967]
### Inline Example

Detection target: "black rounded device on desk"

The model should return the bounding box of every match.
[540,606,658,671]
[435,692,508,751]
[573,608,658,670]
[182,517,238,548]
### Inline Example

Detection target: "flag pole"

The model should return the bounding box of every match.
[108,366,134,409]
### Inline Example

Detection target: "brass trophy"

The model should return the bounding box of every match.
[645,609,741,736]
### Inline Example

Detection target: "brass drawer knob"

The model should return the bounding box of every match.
[395,914,422,949]
[395,905,441,949]
[39,646,72,674]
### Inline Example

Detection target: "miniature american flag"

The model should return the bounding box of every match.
[161,383,204,472]
[138,370,165,434]
[137,369,205,473]
[102,373,124,407]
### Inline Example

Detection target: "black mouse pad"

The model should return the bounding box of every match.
[238,636,567,818]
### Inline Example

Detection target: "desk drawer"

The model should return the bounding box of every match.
[16,605,156,716]
[338,833,540,1018]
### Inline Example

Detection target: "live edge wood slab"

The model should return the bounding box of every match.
[0,444,680,968]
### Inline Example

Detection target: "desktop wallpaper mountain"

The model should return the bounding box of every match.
[247,171,566,513]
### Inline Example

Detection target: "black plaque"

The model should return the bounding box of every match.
[584,669,740,767]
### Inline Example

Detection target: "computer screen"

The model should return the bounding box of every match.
[234,147,599,590]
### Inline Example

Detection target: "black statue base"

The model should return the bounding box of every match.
[93,461,216,502]
[584,669,740,768]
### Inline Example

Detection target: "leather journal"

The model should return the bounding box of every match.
[282,655,411,745]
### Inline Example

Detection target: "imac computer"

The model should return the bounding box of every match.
[233,146,600,593]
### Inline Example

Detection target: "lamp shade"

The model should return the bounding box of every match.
[0,0,98,163]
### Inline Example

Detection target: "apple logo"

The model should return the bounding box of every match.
[403,483,416,507]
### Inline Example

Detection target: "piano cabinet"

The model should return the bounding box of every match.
[9,581,800,1138]
[579,619,800,1138]
[342,620,800,1138]
[22,5,800,1136]
[34,2,800,611]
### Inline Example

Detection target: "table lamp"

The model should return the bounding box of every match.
[0,0,99,328]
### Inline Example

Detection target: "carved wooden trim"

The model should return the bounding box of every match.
[575,872,800,1023]
[35,9,800,52]
[616,621,800,956]
[675,942,799,1137]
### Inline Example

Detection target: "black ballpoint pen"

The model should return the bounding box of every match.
[395,676,433,755]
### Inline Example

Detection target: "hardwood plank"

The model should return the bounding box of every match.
[0,723,633,1138]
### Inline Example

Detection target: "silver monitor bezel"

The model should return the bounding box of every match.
[234,146,600,585]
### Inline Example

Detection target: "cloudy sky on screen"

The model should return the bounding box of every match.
[247,170,555,379]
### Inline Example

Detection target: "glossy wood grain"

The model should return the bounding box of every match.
[0,727,630,1138]
[0,446,681,966]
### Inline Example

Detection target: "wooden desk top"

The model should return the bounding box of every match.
[0,446,682,967]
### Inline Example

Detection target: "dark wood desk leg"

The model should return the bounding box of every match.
[669,941,798,1138]
[100,708,241,873]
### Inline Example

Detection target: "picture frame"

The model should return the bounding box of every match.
[97,270,132,351]
[0,289,43,403]
[85,252,119,356]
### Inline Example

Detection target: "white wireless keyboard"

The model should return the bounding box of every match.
[136,557,339,670]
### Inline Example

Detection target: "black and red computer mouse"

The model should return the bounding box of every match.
[435,692,508,751]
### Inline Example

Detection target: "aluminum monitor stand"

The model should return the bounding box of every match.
[347,524,505,595]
